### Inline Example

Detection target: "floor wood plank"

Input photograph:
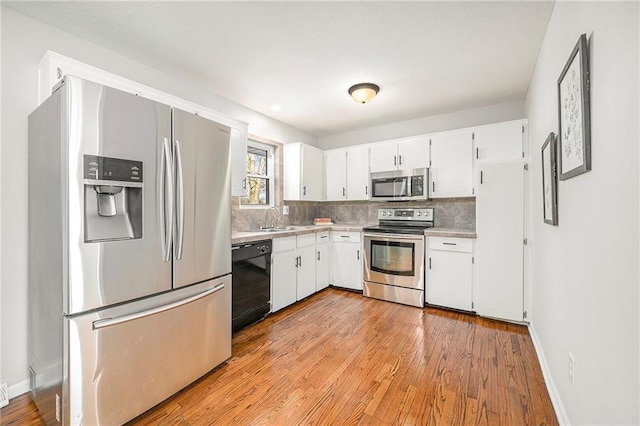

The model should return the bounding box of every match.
[0,288,557,425]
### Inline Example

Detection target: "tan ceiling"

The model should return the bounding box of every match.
[4,1,554,136]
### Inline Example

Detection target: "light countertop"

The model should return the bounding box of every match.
[424,228,477,239]
[232,224,475,244]
[232,224,369,245]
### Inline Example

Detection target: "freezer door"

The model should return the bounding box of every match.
[64,276,231,425]
[172,109,231,288]
[64,76,173,314]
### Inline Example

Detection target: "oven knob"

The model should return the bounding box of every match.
[417,211,422,216]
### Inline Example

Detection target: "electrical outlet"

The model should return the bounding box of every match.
[0,382,8,408]
[282,205,289,215]
[568,353,575,385]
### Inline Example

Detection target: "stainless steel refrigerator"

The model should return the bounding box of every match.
[28,76,232,425]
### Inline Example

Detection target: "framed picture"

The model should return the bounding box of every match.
[557,33,591,180]
[542,132,558,225]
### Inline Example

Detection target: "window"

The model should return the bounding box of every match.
[241,140,274,207]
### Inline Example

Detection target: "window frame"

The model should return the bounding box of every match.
[240,140,275,209]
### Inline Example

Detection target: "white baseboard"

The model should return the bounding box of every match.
[528,323,570,425]
[8,379,30,400]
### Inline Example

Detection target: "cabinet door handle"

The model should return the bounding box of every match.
[429,257,432,269]
[480,171,483,184]
[317,251,320,261]
[476,147,479,159]
[432,181,435,193]
[298,255,302,267]
[343,187,346,197]
[357,249,360,260]
[295,256,299,268]
[399,154,402,165]
[242,177,247,190]
[442,242,457,246]
[394,155,397,166]
[365,185,368,195]
[303,186,307,196]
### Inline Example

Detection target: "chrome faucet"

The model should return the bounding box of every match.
[263,206,281,229]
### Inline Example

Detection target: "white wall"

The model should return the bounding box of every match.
[0,6,316,396]
[525,2,639,424]
[318,100,525,149]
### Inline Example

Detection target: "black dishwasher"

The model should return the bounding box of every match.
[231,240,272,333]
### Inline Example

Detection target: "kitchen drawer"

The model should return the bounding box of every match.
[316,231,330,243]
[332,231,361,243]
[67,278,230,425]
[428,236,473,253]
[296,233,316,248]
[273,236,296,252]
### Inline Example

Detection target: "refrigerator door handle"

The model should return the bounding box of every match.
[92,282,225,330]
[175,139,185,260]
[160,137,174,262]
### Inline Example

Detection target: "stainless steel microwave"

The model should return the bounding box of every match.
[369,168,428,201]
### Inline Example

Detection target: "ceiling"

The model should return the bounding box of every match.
[4,1,554,137]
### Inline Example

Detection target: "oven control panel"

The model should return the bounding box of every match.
[378,208,434,221]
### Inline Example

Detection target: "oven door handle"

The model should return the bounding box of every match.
[364,233,424,242]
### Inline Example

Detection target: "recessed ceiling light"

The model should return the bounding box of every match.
[271,104,282,112]
[348,83,380,104]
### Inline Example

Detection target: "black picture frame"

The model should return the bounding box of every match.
[542,132,558,225]
[557,33,591,180]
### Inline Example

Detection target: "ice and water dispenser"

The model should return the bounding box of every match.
[84,155,143,242]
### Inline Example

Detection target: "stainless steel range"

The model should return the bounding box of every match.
[363,208,434,307]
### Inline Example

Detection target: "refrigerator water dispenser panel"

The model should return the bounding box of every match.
[83,155,143,242]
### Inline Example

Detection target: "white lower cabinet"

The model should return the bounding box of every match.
[426,237,474,311]
[271,237,298,312]
[271,233,319,313]
[316,231,330,291]
[296,234,317,301]
[331,231,363,291]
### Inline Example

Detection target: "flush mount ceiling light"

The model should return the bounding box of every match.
[348,83,380,104]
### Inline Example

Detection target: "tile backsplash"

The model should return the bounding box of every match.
[233,197,475,231]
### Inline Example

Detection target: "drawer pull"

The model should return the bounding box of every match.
[442,242,457,246]
[93,283,225,330]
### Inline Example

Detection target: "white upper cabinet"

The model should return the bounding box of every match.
[345,146,370,200]
[369,137,429,173]
[230,126,248,197]
[397,136,430,171]
[429,130,474,198]
[324,146,370,201]
[369,141,398,173]
[473,120,526,162]
[324,149,347,201]
[284,142,324,201]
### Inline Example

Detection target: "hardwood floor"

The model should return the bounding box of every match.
[1,288,557,425]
